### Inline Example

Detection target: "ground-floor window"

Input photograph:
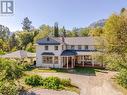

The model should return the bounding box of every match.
[42,56,53,64]
[84,55,92,61]
[76,55,92,64]
[54,56,58,64]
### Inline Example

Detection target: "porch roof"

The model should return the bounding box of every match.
[61,50,100,56]
[61,50,77,56]
[41,52,55,55]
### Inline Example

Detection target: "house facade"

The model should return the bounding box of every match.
[36,37,103,69]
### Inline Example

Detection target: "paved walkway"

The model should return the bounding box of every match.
[29,71,123,95]
[28,89,78,95]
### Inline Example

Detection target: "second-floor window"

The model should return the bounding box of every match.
[54,46,58,50]
[45,45,48,50]
[71,45,75,50]
[78,45,82,50]
[84,45,88,50]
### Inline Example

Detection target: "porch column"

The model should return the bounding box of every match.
[63,57,65,68]
[62,57,64,68]
[59,56,61,68]
[74,57,75,66]
[67,56,69,69]
[92,55,94,67]
[83,56,85,67]
[71,57,74,68]
[53,56,54,68]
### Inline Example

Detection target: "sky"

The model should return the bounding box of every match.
[0,0,127,32]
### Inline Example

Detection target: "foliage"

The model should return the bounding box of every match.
[62,26,66,37]
[16,31,34,49]
[89,27,103,36]
[0,25,10,40]
[79,28,90,36]
[0,58,23,80]
[26,43,35,52]
[0,81,18,95]
[104,14,127,65]
[43,77,61,89]
[116,69,127,88]
[60,79,71,86]
[103,54,126,71]
[22,17,32,32]
[9,33,19,51]
[25,75,42,86]
[0,49,6,55]
[34,25,53,42]
[54,22,59,37]
[25,75,72,90]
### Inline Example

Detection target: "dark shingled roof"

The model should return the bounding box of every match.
[61,50,98,56]
[37,37,101,45]
[37,37,61,45]
[41,52,54,55]
[61,50,77,56]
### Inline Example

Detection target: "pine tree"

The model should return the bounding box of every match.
[22,17,32,32]
[54,22,59,37]
[62,26,66,37]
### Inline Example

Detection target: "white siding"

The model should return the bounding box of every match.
[36,45,63,68]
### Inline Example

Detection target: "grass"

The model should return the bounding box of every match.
[74,67,96,75]
[25,67,105,76]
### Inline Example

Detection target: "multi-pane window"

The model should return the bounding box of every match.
[84,45,88,50]
[42,56,52,63]
[84,55,92,60]
[78,45,82,50]
[54,56,58,64]
[71,45,75,50]
[54,46,58,50]
[66,45,70,49]
[62,45,64,50]
[45,45,48,50]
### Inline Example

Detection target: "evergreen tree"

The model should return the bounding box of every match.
[22,17,32,32]
[62,26,66,37]
[54,22,59,37]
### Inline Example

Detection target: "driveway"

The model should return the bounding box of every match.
[29,71,123,95]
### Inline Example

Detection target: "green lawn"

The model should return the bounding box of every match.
[25,67,105,75]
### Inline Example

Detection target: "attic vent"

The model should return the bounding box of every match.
[47,37,50,41]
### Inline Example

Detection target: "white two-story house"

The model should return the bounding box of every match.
[36,37,103,69]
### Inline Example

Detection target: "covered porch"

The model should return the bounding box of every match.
[60,50,103,69]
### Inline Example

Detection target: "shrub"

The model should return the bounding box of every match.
[0,58,23,80]
[22,63,34,71]
[103,54,125,71]
[116,69,127,88]
[25,75,42,86]
[25,75,72,90]
[43,77,61,89]
[61,79,71,86]
[0,81,18,95]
